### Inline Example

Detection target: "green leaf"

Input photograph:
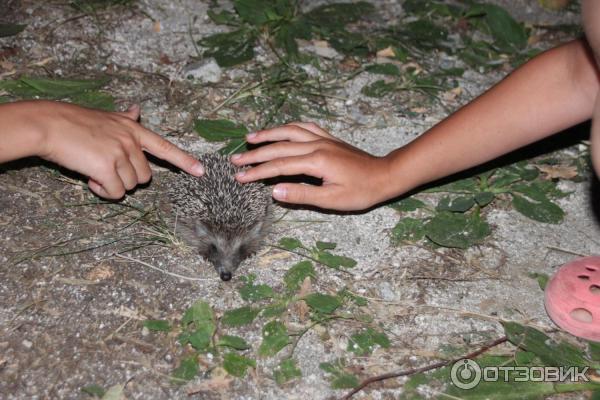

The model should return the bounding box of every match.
[425,177,479,193]
[179,301,215,350]
[194,119,248,142]
[436,196,476,212]
[474,191,495,207]
[366,63,401,76]
[284,261,316,291]
[511,194,564,224]
[218,335,250,350]
[528,272,549,291]
[218,137,248,155]
[338,288,368,306]
[327,30,370,57]
[466,4,528,52]
[81,384,106,397]
[316,251,357,269]
[403,0,462,18]
[20,77,108,97]
[0,23,26,37]
[319,361,337,374]
[274,358,302,385]
[397,19,448,50]
[275,19,312,58]
[142,319,171,332]
[172,355,198,383]
[207,9,239,26]
[425,211,490,249]
[234,0,275,25]
[517,166,540,181]
[510,182,551,202]
[185,325,214,351]
[502,322,592,367]
[389,197,426,212]
[588,341,600,362]
[511,180,568,201]
[259,321,290,357]
[331,373,360,389]
[315,241,337,251]
[278,237,303,250]
[261,302,288,318]
[275,23,301,57]
[0,77,110,100]
[239,276,274,302]
[304,2,375,29]
[319,361,359,389]
[347,327,390,356]
[182,300,215,327]
[199,28,257,67]
[303,293,341,314]
[100,384,125,400]
[392,217,426,243]
[221,306,261,326]
[490,168,522,188]
[361,80,396,98]
[223,352,256,378]
[69,91,115,111]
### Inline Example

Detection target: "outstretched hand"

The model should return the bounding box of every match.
[29,101,204,199]
[231,123,392,211]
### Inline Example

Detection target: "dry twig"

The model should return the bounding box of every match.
[340,336,509,399]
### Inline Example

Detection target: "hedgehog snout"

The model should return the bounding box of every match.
[220,271,232,281]
[204,239,247,282]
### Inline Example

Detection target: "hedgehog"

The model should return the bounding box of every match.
[164,153,272,281]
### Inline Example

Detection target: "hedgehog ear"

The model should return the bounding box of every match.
[249,218,269,238]
[194,222,210,237]
[175,220,206,247]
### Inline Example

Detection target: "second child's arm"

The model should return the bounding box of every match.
[387,39,599,198]
[233,39,600,210]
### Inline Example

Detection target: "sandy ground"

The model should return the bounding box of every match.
[0,0,597,399]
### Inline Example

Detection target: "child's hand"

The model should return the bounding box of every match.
[231,123,392,211]
[32,101,203,199]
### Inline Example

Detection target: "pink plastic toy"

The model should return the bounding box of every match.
[544,256,600,342]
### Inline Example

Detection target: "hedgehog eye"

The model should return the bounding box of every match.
[208,243,218,255]
[238,245,249,259]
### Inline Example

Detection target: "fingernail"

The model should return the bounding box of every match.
[273,185,286,200]
[230,153,241,161]
[236,171,246,178]
[191,162,204,176]
[246,132,257,139]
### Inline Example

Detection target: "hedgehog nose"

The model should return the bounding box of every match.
[220,272,232,281]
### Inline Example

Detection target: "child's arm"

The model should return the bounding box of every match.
[233,39,600,210]
[0,100,204,199]
[583,0,600,173]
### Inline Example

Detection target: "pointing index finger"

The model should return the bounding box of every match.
[138,127,204,176]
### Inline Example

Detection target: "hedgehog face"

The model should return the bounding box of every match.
[175,218,269,281]
[198,220,268,281]
[203,234,252,281]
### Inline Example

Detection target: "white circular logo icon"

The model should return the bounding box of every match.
[450,359,482,389]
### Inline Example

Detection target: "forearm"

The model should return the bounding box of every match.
[0,101,47,163]
[384,39,599,198]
